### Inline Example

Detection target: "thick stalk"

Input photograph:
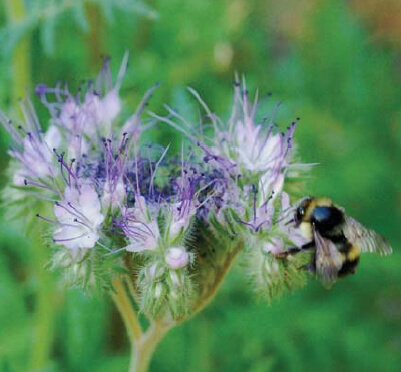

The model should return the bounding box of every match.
[112,279,143,343]
[130,321,171,372]
[112,278,172,372]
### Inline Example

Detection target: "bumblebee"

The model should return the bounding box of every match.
[282,196,392,288]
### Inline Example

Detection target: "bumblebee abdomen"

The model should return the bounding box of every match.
[338,256,360,277]
[338,243,360,277]
[346,243,360,261]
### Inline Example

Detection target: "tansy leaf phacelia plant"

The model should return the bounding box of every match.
[0,55,313,372]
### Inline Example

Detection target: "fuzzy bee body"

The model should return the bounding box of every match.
[290,196,392,287]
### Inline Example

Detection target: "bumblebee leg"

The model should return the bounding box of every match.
[298,263,316,274]
[275,241,314,259]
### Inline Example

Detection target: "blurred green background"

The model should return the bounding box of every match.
[0,0,400,371]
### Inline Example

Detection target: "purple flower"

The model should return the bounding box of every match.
[212,81,297,201]
[0,98,62,185]
[154,80,301,234]
[12,124,61,184]
[181,81,297,185]
[37,53,128,140]
[100,135,129,210]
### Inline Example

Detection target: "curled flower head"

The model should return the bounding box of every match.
[153,80,305,239]
[174,80,298,186]
[0,53,315,321]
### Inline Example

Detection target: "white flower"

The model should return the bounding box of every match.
[124,196,160,252]
[169,202,196,240]
[44,125,62,150]
[259,170,285,201]
[53,184,104,250]
[253,202,275,231]
[59,99,80,131]
[231,120,284,172]
[200,81,294,183]
[67,134,89,161]
[14,125,61,181]
[101,178,126,210]
[100,89,122,125]
[263,237,285,255]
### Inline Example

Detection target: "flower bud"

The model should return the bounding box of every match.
[165,247,189,269]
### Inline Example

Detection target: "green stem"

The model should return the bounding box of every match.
[4,0,31,110]
[130,321,170,372]
[112,278,172,372]
[112,279,143,343]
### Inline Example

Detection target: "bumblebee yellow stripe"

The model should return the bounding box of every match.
[347,244,360,261]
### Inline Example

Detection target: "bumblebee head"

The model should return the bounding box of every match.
[294,196,345,235]
[294,196,336,226]
[294,196,313,226]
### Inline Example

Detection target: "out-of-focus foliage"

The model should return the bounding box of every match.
[0,0,157,56]
[0,0,400,371]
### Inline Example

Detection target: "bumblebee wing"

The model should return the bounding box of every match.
[313,227,343,288]
[343,217,392,256]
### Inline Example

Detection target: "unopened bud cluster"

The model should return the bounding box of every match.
[1,55,313,321]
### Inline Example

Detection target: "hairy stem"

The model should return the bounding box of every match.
[130,320,171,372]
[112,278,172,372]
[124,253,142,301]
[112,278,143,343]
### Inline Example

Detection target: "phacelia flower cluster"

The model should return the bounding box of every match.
[0,55,312,319]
